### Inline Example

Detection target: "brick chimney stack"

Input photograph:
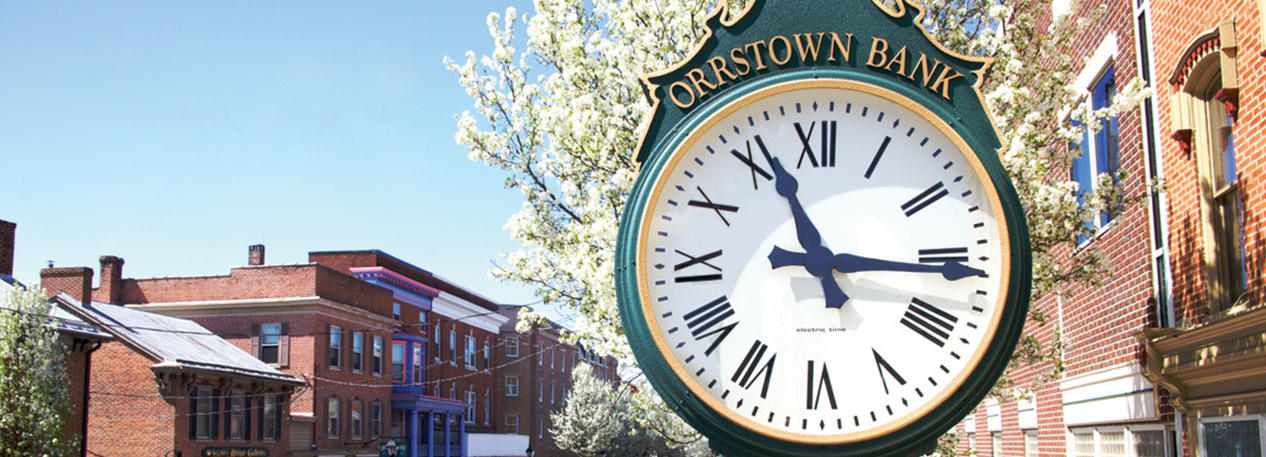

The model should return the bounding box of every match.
[0,219,14,277]
[41,266,94,304]
[97,256,124,304]
[249,244,265,266]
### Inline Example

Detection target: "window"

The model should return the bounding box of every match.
[539,418,544,439]
[327,397,340,438]
[1072,427,1167,457]
[450,387,456,400]
[1024,430,1038,457]
[506,415,519,434]
[392,343,405,382]
[538,380,543,402]
[413,344,422,385]
[551,383,555,404]
[259,323,283,365]
[1134,429,1166,457]
[372,336,383,376]
[449,330,457,364]
[550,347,555,372]
[195,387,214,439]
[435,325,442,361]
[484,393,490,425]
[393,303,401,321]
[991,432,1001,457]
[370,402,382,438]
[391,412,402,440]
[352,332,364,372]
[229,391,245,439]
[506,336,519,357]
[465,391,476,423]
[351,400,363,439]
[261,395,279,441]
[506,376,519,396]
[484,341,491,370]
[1070,64,1121,243]
[1202,419,1261,457]
[538,345,543,367]
[329,326,342,369]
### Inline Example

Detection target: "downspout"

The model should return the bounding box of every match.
[81,339,102,457]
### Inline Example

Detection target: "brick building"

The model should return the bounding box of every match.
[64,247,399,456]
[309,250,510,457]
[496,307,620,457]
[948,0,1177,454]
[40,288,303,457]
[1134,0,1266,454]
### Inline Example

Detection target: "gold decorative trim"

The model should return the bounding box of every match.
[635,78,1012,445]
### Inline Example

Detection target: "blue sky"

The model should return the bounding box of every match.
[0,1,546,307]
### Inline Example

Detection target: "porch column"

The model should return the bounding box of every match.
[410,410,419,457]
[459,414,467,457]
[443,413,452,457]
[426,411,435,457]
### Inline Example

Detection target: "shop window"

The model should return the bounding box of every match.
[1202,419,1261,457]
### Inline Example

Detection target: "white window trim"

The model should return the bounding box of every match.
[1067,35,1122,245]
[1069,425,1173,457]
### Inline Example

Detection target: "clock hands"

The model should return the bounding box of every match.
[766,155,985,309]
[769,156,850,308]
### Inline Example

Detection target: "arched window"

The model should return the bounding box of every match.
[1169,19,1246,313]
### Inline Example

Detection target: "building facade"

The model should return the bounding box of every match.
[309,250,509,457]
[496,307,620,457]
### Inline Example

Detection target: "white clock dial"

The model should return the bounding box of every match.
[637,80,1010,443]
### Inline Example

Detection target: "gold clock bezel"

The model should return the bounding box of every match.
[635,78,1013,445]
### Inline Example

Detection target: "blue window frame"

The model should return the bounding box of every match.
[1071,65,1120,242]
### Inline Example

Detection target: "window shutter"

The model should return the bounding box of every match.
[257,395,265,440]
[279,322,290,368]
[189,389,198,439]
[250,323,261,358]
[210,389,221,439]
[243,393,252,441]
[274,396,284,440]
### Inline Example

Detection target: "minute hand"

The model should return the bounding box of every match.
[831,253,986,281]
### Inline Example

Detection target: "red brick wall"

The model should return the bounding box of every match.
[85,341,176,457]
[41,267,93,304]
[429,314,500,434]
[0,218,14,277]
[62,342,91,456]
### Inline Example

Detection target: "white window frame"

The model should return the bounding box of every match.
[506,376,519,396]
[1067,37,1121,244]
[465,391,476,423]
[260,323,282,365]
[1070,425,1174,457]
[465,335,477,368]
[506,336,519,357]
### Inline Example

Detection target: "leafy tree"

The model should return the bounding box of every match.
[450,0,1149,450]
[0,286,77,457]
[551,364,708,457]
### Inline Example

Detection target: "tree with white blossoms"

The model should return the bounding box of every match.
[0,286,78,457]
[449,0,1148,451]
[551,364,710,457]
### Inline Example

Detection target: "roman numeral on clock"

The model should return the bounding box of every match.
[900,298,959,347]
[673,249,722,283]
[918,247,969,263]
[731,340,777,399]
[805,360,838,410]
[873,349,907,394]
[686,186,738,226]
[794,121,837,168]
[682,296,738,356]
[730,136,776,190]
[901,181,950,217]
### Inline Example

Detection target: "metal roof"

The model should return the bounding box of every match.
[55,293,302,386]
[1,275,111,340]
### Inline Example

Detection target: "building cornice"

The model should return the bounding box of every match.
[126,296,398,329]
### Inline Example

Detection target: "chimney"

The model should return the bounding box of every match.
[248,244,266,266]
[98,256,124,304]
[0,219,14,277]
[41,266,94,304]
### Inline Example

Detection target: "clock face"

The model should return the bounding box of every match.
[636,79,1011,444]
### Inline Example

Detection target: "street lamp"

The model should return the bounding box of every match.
[526,446,535,457]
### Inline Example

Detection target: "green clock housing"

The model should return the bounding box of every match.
[614,1,1032,456]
